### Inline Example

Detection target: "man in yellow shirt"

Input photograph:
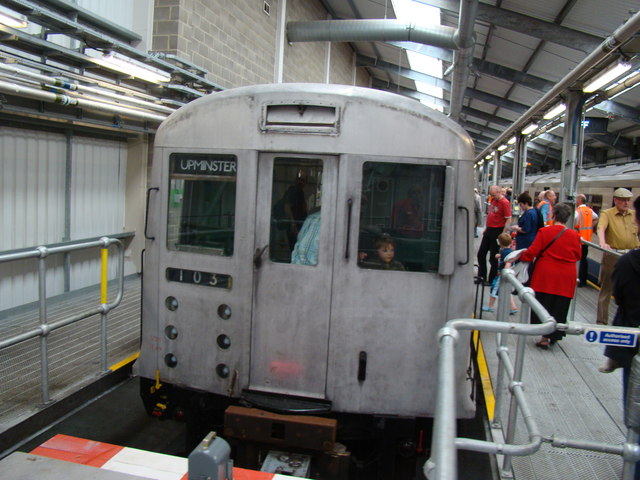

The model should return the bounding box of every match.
[596,188,639,325]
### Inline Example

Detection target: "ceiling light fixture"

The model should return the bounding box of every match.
[0,11,27,28]
[97,52,171,84]
[583,61,632,93]
[497,144,507,151]
[507,136,516,145]
[521,123,538,135]
[543,103,566,120]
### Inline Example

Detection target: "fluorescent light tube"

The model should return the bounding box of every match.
[98,52,171,84]
[583,62,632,93]
[543,103,566,120]
[0,11,27,28]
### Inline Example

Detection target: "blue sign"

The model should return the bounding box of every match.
[585,330,637,347]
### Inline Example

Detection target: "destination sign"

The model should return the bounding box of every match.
[166,267,232,289]
[585,329,637,348]
[170,153,237,176]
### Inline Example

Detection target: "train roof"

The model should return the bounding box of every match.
[502,161,640,187]
[156,83,474,161]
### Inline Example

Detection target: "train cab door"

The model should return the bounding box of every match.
[249,153,338,402]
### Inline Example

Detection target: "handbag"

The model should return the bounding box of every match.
[524,227,567,286]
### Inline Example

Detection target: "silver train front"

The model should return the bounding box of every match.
[135,83,476,419]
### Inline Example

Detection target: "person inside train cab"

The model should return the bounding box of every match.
[537,189,556,226]
[291,181,322,266]
[291,209,321,266]
[520,203,582,350]
[511,192,540,250]
[476,185,512,285]
[360,234,404,271]
[391,184,425,238]
[574,194,598,287]
[595,187,639,325]
[273,169,308,251]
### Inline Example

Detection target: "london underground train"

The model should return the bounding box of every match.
[134,83,476,461]
[520,162,640,213]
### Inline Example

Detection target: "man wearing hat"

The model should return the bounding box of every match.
[596,188,639,325]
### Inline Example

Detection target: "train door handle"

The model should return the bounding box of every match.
[345,198,353,260]
[358,351,367,382]
[144,187,159,240]
[458,206,470,265]
[253,245,268,269]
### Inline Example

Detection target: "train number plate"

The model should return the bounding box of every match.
[166,268,232,289]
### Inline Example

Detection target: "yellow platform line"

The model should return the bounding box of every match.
[109,352,139,372]
[473,330,495,422]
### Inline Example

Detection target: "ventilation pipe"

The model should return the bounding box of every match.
[0,62,175,114]
[287,19,458,50]
[0,79,167,123]
[287,0,479,120]
[449,0,478,120]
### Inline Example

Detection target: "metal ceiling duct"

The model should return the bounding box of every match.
[287,19,458,50]
[287,0,479,121]
[449,0,479,120]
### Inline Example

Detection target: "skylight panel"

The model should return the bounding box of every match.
[391,0,443,110]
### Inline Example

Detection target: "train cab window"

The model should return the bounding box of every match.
[358,162,445,273]
[167,153,237,256]
[269,157,323,264]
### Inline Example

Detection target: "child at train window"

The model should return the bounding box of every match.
[483,232,518,314]
[359,234,405,271]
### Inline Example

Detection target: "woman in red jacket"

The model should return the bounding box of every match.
[521,203,582,349]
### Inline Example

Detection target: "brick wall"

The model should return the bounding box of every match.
[153,0,370,89]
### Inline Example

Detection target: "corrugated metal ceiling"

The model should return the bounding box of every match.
[318,0,640,174]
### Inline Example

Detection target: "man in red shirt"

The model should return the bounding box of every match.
[476,185,512,284]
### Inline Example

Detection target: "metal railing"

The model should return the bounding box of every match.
[425,268,640,479]
[0,236,126,405]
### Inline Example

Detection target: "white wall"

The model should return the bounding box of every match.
[0,129,131,310]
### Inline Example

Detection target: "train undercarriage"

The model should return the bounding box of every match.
[139,377,493,479]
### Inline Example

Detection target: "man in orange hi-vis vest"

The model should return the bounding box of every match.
[537,190,556,226]
[574,194,598,287]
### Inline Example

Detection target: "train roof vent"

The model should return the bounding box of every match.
[261,103,339,135]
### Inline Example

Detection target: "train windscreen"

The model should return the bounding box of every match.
[269,157,324,264]
[166,153,237,256]
[358,162,445,273]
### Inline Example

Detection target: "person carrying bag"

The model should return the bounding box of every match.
[519,203,582,349]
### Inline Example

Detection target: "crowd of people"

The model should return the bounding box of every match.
[476,185,639,353]
[475,184,640,477]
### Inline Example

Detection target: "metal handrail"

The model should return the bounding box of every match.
[582,238,625,257]
[426,268,640,479]
[0,236,126,405]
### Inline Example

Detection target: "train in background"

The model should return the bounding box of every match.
[501,162,640,286]
[505,161,640,212]
[134,83,477,477]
